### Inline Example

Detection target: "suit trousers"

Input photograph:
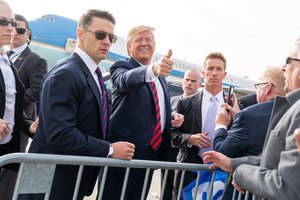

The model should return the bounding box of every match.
[0,168,18,199]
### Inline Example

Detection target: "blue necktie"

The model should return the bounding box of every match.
[95,67,107,139]
[199,96,217,158]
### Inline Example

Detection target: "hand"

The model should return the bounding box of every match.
[216,106,231,127]
[224,93,240,118]
[188,132,211,148]
[202,151,232,172]
[171,112,184,127]
[111,142,135,160]
[29,118,39,134]
[0,119,10,140]
[294,128,300,154]
[232,172,245,194]
[152,49,173,77]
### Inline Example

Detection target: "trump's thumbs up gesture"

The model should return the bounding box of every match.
[152,49,173,77]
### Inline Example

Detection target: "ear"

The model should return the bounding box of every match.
[265,83,273,95]
[77,28,84,41]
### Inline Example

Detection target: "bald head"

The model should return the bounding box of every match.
[182,69,202,96]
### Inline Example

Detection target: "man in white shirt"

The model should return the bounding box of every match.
[171,52,227,198]
[0,1,37,199]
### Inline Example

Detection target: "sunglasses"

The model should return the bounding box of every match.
[83,29,117,43]
[286,57,300,65]
[0,18,18,27]
[15,27,28,35]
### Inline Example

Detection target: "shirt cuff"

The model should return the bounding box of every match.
[145,64,157,82]
[108,143,114,157]
[215,124,227,131]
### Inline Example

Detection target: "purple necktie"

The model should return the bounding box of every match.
[149,82,162,150]
[95,67,107,139]
[199,96,217,158]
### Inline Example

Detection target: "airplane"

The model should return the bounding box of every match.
[28,14,257,96]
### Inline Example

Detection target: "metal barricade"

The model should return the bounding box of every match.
[0,153,252,200]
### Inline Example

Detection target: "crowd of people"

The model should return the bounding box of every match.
[0,1,300,199]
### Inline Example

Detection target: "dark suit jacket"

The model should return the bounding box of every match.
[214,99,274,158]
[28,53,110,199]
[13,46,47,118]
[237,93,258,110]
[213,100,274,200]
[0,62,32,170]
[109,57,172,161]
[103,57,172,199]
[171,91,226,194]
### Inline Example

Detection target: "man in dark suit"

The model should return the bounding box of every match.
[102,25,182,200]
[8,14,47,152]
[25,9,135,200]
[170,69,202,110]
[0,1,37,199]
[203,38,300,200]
[237,93,257,109]
[171,52,228,198]
[213,66,286,199]
[164,69,201,199]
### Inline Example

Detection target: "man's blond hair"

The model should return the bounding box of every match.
[126,25,155,55]
[262,66,286,96]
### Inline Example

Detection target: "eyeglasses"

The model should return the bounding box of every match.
[15,27,28,35]
[254,82,275,89]
[83,29,117,43]
[0,18,18,27]
[286,57,300,65]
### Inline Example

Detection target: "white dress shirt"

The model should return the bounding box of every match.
[0,53,16,144]
[201,89,224,131]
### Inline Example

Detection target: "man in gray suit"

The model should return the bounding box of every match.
[295,128,300,154]
[203,38,300,200]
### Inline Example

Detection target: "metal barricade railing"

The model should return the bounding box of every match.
[0,153,253,200]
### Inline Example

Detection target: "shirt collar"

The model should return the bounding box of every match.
[74,47,99,72]
[11,43,27,54]
[203,88,223,102]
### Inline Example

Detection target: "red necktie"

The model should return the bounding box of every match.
[95,67,107,139]
[149,82,162,150]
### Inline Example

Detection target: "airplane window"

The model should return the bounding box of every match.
[42,15,55,23]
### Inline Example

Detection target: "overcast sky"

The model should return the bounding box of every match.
[6,0,300,81]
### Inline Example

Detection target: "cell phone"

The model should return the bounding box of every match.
[227,86,234,106]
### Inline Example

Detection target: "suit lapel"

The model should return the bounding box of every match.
[0,68,4,95]
[193,92,203,130]
[12,46,30,69]
[263,96,289,148]
[72,53,103,118]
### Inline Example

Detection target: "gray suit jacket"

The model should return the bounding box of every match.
[170,95,182,111]
[231,89,300,200]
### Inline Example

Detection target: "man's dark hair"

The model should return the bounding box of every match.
[14,14,31,43]
[78,9,116,29]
